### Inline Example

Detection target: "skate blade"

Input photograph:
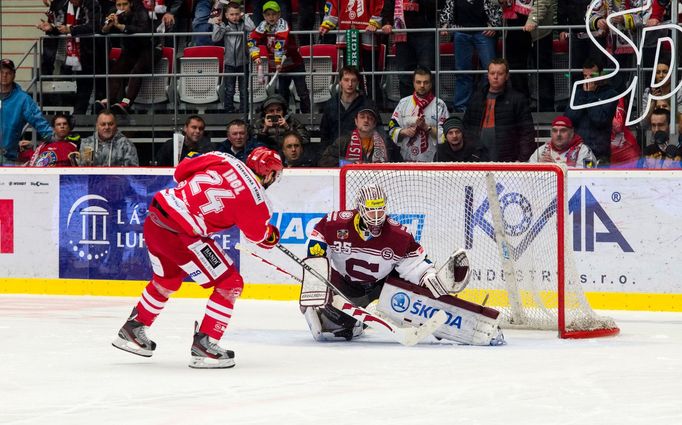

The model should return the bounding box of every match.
[188,355,235,369]
[112,337,153,357]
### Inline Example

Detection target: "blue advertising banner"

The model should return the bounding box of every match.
[59,175,240,280]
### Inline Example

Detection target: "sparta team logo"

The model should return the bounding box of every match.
[337,229,349,240]
[381,247,394,260]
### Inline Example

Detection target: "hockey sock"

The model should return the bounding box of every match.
[199,289,236,340]
[135,279,176,326]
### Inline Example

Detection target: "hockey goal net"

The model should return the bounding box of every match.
[340,163,619,339]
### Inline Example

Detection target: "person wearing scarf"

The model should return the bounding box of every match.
[528,116,596,168]
[36,0,105,114]
[318,105,402,167]
[388,66,448,162]
[372,0,440,98]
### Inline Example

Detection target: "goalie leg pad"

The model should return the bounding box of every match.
[302,305,364,342]
[377,280,504,346]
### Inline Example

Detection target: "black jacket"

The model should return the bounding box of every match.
[319,93,368,147]
[433,141,480,162]
[564,84,618,162]
[463,84,536,162]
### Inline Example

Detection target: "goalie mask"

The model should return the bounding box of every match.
[356,184,387,237]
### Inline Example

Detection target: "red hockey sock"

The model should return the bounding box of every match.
[135,281,172,326]
[199,291,235,340]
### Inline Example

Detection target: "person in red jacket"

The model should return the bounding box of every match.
[112,148,284,369]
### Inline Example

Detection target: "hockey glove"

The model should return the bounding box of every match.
[420,269,449,298]
[257,224,280,250]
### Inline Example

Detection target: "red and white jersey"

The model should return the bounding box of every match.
[308,210,431,285]
[323,0,384,30]
[152,152,273,243]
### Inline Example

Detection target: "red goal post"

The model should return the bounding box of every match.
[340,162,619,339]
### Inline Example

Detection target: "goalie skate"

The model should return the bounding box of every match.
[189,321,235,369]
[112,308,156,357]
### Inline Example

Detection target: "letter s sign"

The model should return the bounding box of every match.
[0,199,14,254]
[571,0,682,126]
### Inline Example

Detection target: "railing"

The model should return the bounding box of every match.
[12,21,682,165]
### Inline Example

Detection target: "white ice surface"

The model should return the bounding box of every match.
[0,295,681,425]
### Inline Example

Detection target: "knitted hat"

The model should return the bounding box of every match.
[551,116,573,128]
[443,116,463,134]
[262,1,280,12]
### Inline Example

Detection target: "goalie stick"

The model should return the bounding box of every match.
[275,243,448,346]
[235,243,303,283]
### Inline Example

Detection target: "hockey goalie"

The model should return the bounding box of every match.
[301,183,505,346]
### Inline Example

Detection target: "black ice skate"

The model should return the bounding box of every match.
[189,321,235,369]
[112,307,156,357]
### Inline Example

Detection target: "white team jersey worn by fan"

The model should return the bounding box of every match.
[308,210,432,284]
[151,151,273,243]
[388,95,448,162]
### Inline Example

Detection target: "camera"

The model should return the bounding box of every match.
[266,114,281,123]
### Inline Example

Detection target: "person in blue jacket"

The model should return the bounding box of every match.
[0,59,53,165]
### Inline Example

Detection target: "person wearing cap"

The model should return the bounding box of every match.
[388,65,448,162]
[318,104,402,167]
[0,59,54,165]
[434,116,479,162]
[251,94,310,149]
[640,109,682,169]
[247,1,311,113]
[528,116,596,168]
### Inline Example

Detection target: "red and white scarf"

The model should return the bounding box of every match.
[64,2,81,71]
[143,0,166,15]
[344,128,389,163]
[393,1,408,43]
[502,0,533,19]
[408,92,434,154]
[550,135,582,167]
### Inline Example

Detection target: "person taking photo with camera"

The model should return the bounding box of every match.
[250,94,310,149]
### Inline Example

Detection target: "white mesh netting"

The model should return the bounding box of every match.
[341,163,618,337]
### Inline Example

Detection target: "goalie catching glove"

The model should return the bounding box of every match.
[419,249,471,297]
[257,224,280,249]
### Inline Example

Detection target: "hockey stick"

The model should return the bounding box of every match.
[485,173,528,325]
[275,243,447,346]
[235,243,303,283]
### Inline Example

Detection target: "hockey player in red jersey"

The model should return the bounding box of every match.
[302,183,504,345]
[113,148,283,368]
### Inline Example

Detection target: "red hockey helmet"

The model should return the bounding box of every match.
[246,147,283,188]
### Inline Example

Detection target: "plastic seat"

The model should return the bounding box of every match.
[136,47,174,106]
[177,46,225,108]
[299,52,333,107]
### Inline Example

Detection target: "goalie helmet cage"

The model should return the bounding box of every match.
[340,163,619,339]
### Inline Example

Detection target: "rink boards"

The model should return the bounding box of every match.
[0,167,680,312]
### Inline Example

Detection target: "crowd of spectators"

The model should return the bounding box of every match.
[3,0,682,168]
